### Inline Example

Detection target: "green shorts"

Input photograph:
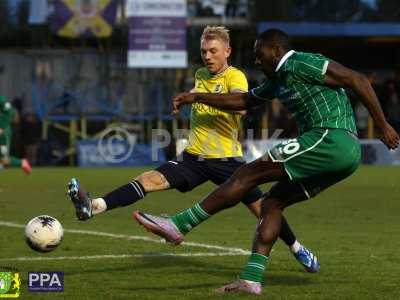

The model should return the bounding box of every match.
[267,128,361,204]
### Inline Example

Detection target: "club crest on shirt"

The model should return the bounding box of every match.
[214,84,223,93]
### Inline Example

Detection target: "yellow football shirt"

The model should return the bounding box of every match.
[185,66,248,158]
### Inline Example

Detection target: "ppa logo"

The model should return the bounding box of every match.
[28,272,64,292]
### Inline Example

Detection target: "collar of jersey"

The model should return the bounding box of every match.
[275,50,295,72]
[208,65,232,78]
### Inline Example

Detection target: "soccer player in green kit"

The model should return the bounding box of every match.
[134,29,400,295]
[0,96,31,174]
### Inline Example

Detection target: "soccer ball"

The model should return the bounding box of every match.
[25,215,64,253]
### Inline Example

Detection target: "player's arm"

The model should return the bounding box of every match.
[228,89,247,115]
[183,88,246,115]
[172,92,248,115]
[173,81,273,115]
[325,61,399,150]
[226,70,249,115]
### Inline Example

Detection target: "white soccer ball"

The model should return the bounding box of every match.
[25,215,64,252]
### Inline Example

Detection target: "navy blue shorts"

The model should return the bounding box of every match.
[156,151,262,205]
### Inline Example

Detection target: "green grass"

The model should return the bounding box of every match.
[1,166,400,299]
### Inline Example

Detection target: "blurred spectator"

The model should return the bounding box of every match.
[367,72,383,95]
[350,72,384,137]
[11,96,23,113]
[10,97,22,158]
[236,0,248,17]
[198,0,217,17]
[382,79,400,132]
[394,67,400,90]
[192,0,248,18]
[21,114,41,165]
[225,0,239,17]
[354,102,369,137]
[187,0,196,17]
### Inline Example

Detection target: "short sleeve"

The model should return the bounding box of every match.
[227,69,248,92]
[247,80,277,108]
[292,53,329,84]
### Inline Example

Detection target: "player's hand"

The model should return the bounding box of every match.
[380,122,399,150]
[172,92,196,115]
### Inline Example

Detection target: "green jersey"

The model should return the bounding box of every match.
[249,51,357,134]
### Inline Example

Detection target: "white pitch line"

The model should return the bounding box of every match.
[0,221,250,255]
[0,252,248,262]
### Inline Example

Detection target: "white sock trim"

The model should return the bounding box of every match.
[242,279,260,285]
[91,198,107,215]
[194,203,210,218]
[290,240,302,253]
[130,181,145,198]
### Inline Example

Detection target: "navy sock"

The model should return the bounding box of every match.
[103,180,146,210]
[280,216,296,246]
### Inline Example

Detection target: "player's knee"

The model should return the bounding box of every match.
[225,175,248,196]
[231,161,278,187]
[232,163,252,178]
[229,167,254,191]
[257,226,277,246]
[257,200,283,245]
[136,171,170,191]
[261,197,285,213]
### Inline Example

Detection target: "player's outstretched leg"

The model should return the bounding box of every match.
[67,171,168,220]
[67,178,93,221]
[134,154,285,240]
[134,208,319,272]
[133,201,210,244]
[133,211,184,245]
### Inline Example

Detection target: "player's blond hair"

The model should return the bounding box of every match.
[201,26,230,45]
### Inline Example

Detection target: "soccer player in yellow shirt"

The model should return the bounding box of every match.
[67,26,318,272]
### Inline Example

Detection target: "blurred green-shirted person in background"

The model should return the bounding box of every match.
[0,96,31,174]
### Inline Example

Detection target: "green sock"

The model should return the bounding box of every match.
[239,253,268,283]
[171,203,210,234]
[10,156,21,167]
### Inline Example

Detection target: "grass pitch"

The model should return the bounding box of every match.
[1,166,400,299]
